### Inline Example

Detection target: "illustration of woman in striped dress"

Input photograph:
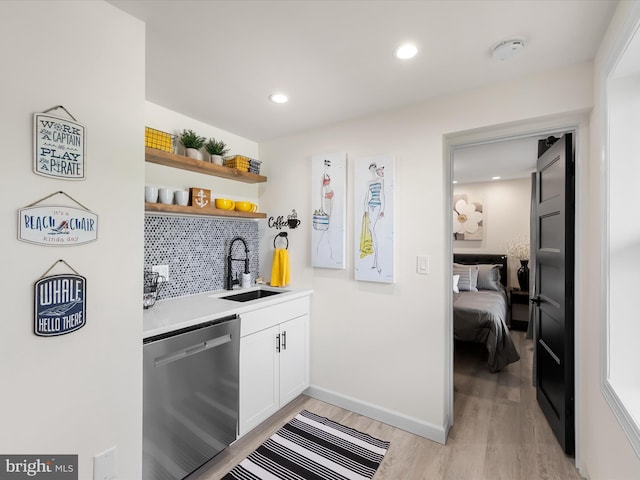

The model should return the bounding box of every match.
[360,162,385,273]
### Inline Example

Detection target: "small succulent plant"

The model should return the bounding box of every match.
[204,138,229,156]
[179,129,206,149]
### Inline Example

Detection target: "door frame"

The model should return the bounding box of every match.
[443,112,589,472]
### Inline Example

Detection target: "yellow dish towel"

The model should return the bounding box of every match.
[271,248,290,287]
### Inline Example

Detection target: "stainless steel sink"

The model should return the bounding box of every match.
[220,289,284,302]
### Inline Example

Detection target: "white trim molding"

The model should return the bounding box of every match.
[304,385,448,444]
[444,111,589,472]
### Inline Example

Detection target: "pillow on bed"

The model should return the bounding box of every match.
[452,264,478,292]
[453,274,460,293]
[475,264,502,291]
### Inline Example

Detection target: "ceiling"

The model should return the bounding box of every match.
[452,135,548,185]
[109,0,616,144]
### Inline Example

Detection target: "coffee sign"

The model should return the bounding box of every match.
[34,274,86,337]
[18,205,98,246]
[34,113,86,180]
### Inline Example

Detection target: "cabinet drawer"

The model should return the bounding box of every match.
[240,296,309,337]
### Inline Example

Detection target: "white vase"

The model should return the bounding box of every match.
[185,148,202,160]
[210,154,223,165]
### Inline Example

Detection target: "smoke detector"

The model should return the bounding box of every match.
[492,39,525,61]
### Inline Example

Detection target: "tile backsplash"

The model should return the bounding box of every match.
[144,214,259,300]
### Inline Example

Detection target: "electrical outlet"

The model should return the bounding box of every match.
[152,264,169,282]
[94,446,117,480]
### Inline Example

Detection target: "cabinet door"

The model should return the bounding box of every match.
[239,325,279,437]
[279,315,309,406]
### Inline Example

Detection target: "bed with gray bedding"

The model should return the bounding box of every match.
[453,254,520,372]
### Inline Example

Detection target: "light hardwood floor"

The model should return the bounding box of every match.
[190,331,583,480]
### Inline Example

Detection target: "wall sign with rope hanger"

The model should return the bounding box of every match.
[34,259,87,337]
[18,191,98,246]
[34,105,86,180]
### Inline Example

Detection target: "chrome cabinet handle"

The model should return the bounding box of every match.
[276,333,281,353]
[282,331,287,350]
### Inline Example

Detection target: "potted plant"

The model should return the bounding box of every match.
[179,129,206,160]
[204,138,229,165]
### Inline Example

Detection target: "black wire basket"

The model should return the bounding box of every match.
[143,271,165,309]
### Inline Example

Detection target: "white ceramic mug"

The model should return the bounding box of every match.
[241,273,251,289]
[158,188,173,204]
[174,190,189,206]
[145,186,158,203]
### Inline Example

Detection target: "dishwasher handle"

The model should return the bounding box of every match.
[154,333,232,368]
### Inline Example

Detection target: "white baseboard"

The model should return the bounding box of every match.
[304,385,448,444]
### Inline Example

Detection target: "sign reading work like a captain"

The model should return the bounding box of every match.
[34,273,86,337]
[33,106,86,180]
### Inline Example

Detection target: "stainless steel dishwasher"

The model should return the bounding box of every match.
[143,315,240,480]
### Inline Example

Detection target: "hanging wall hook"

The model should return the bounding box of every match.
[273,232,289,249]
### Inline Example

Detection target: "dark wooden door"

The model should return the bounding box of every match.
[533,133,575,455]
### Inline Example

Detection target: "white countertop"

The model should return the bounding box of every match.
[143,286,313,339]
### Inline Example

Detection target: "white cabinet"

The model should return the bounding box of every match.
[238,297,309,437]
[278,315,308,405]
[239,324,279,435]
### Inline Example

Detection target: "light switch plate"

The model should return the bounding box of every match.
[152,264,169,282]
[94,446,117,480]
[417,255,429,274]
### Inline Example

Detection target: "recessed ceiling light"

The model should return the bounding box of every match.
[491,39,525,61]
[394,43,418,60]
[269,93,288,104]
[452,180,458,184]
[492,176,501,180]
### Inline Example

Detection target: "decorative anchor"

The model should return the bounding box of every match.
[194,189,209,208]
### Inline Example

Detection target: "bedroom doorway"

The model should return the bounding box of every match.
[447,122,579,458]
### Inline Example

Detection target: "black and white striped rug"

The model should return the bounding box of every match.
[223,410,390,480]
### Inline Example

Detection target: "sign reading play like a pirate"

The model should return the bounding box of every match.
[34,273,86,337]
[18,204,98,246]
[34,108,86,180]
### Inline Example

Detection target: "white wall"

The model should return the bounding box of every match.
[581,1,640,478]
[259,61,593,440]
[453,178,531,288]
[0,2,144,478]
[2,3,633,478]
[145,102,261,205]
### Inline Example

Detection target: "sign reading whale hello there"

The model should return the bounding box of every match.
[34,108,86,180]
[34,273,86,337]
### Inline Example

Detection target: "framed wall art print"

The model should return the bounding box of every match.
[354,154,395,283]
[311,152,347,269]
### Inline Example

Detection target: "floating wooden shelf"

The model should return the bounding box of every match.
[144,147,267,184]
[145,202,267,219]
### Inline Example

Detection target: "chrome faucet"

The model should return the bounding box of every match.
[226,237,249,290]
